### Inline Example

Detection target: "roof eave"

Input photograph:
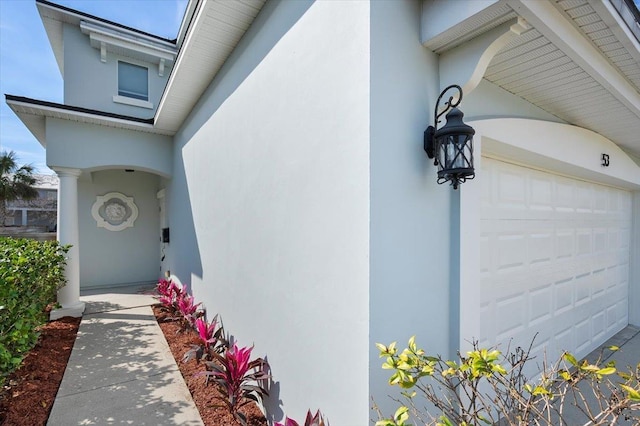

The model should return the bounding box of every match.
[422,0,640,159]
[35,0,178,77]
[5,95,171,146]
[154,0,266,134]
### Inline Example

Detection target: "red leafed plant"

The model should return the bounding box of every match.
[276,419,300,426]
[182,316,228,364]
[156,278,184,311]
[156,279,202,330]
[275,410,329,426]
[196,317,219,351]
[157,278,172,297]
[176,292,201,327]
[200,342,270,425]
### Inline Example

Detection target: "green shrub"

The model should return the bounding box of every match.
[375,336,640,425]
[0,237,68,385]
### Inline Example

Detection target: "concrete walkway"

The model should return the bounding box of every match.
[47,284,203,426]
[47,283,640,425]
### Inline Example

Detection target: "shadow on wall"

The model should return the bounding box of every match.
[263,358,284,423]
[177,0,315,140]
[169,156,203,287]
[170,0,314,419]
[172,0,316,285]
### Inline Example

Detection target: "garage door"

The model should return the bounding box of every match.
[480,157,630,364]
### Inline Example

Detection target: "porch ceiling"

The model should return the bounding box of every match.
[424,0,640,161]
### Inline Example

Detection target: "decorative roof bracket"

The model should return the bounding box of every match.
[439,17,530,97]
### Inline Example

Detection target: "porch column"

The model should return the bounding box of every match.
[50,167,85,320]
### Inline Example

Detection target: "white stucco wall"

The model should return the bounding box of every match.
[369,0,452,418]
[169,0,370,423]
[45,118,172,176]
[62,24,170,118]
[77,169,161,288]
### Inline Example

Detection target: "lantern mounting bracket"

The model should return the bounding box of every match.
[424,84,463,163]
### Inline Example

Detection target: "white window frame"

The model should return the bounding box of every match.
[114,61,153,109]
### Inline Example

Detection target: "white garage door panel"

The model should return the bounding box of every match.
[480,157,630,364]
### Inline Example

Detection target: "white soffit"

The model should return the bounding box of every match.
[155,0,266,134]
[427,0,640,159]
[6,97,171,148]
[38,6,65,75]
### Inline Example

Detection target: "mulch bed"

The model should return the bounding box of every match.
[152,305,267,426]
[0,306,266,426]
[0,316,81,426]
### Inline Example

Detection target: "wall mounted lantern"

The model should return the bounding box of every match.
[424,85,475,189]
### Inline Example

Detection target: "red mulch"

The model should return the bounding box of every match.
[0,316,81,426]
[152,305,267,426]
[0,306,266,426]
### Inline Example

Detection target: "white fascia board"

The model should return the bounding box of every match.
[6,98,158,133]
[421,0,500,45]
[506,0,640,120]
[82,21,176,62]
[176,0,200,48]
[71,12,176,49]
[470,118,640,190]
[154,0,206,128]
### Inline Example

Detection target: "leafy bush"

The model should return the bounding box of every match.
[200,342,270,426]
[375,336,640,426]
[0,237,68,385]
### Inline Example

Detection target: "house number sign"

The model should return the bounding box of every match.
[91,192,139,231]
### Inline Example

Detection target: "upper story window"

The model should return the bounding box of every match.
[118,61,148,101]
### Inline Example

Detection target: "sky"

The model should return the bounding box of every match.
[0,0,188,174]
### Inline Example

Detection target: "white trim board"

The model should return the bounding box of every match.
[468,118,640,190]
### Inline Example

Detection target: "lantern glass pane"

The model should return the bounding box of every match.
[463,136,473,169]
[437,137,446,173]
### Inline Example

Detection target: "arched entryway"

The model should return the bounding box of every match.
[77,168,167,289]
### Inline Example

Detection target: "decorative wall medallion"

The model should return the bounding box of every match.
[91,192,138,231]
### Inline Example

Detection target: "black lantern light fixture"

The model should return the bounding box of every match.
[424,85,475,189]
